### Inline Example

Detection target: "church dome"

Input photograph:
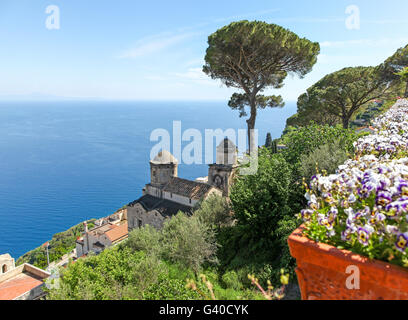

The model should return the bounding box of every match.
[151,150,178,164]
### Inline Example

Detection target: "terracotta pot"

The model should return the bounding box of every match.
[288,225,408,300]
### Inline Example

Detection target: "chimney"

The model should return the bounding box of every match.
[84,221,88,233]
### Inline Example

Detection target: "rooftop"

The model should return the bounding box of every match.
[128,194,192,217]
[163,177,215,200]
[0,264,50,300]
[150,150,178,165]
[105,222,128,243]
[88,223,116,237]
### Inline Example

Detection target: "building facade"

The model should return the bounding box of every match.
[76,213,128,258]
[0,261,50,300]
[127,139,237,232]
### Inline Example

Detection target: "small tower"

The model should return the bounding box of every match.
[208,138,238,196]
[216,138,238,166]
[0,253,15,274]
[150,150,178,188]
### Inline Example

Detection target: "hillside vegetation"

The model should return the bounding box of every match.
[17,219,95,269]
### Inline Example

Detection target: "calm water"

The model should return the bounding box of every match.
[0,100,296,258]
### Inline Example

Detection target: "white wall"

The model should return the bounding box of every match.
[163,191,197,207]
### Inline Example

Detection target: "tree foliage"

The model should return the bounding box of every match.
[380,44,408,97]
[161,213,219,273]
[281,124,358,168]
[203,20,320,151]
[397,67,408,97]
[299,139,350,181]
[296,66,392,128]
[127,211,219,273]
[194,194,233,230]
[17,219,96,269]
[265,132,272,148]
[47,248,166,300]
[230,149,292,240]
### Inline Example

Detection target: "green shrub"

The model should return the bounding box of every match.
[230,149,292,241]
[299,139,350,181]
[17,219,96,269]
[48,247,153,300]
[221,270,242,290]
[143,276,200,300]
[281,124,357,167]
[126,224,161,257]
[161,213,219,273]
[194,194,233,230]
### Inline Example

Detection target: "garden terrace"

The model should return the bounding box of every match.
[299,99,408,268]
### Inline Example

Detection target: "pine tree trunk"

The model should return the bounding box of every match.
[247,98,258,155]
[247,117,256,155]
[405,81,408,98]
[342,117,349,129]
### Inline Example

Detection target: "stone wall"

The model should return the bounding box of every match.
[0,254,15,274]
[162,191,197,207]
[127,203,167,231]
[150,163,177,187]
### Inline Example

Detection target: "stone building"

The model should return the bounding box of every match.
[76,219,128,258]
[127,139,238,232]
[0,261,50,300]
[208,138,239,197]
[0,253,15,275]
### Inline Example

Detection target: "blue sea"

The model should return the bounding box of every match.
[0,100,296,258]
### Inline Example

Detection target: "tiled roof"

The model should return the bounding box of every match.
[0,272,43,300]
[0,264,49,300]
[163,177,214,200]
[105,222,128,243]
[88,223,115,236]
[128,195,192,217]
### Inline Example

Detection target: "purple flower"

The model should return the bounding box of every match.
[395,233,408,252]
[341,229,353,241]
[301,209,314,221]
[308,194,319,210]
[386,202,404,217]
[376,191,392,207]
[359,206,371,218]
[369,211,386,224]
[328,206,338,218]
[318,214,334,230]
[357,184,375,198]
[398,180,408,196]
[357,226,374,246]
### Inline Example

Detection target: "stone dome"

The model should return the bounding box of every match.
[151,150,178,164]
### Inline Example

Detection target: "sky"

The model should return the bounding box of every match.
[0,0,408,102]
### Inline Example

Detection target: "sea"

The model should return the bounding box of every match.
[0,100,297,258]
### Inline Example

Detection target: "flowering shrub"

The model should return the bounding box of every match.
[300,99,408,268]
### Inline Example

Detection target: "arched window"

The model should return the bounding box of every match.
[2,264,7,274]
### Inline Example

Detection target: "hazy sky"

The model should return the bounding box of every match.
[1,0,408,102]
